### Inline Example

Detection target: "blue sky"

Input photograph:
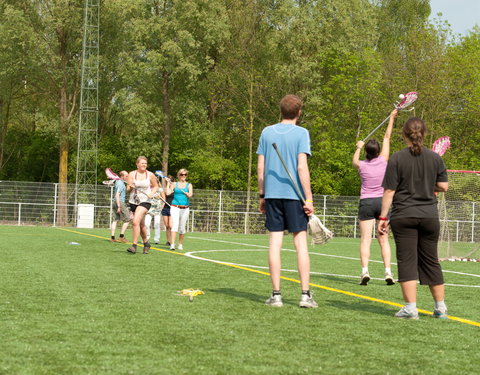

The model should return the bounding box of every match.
[429,0,480,35]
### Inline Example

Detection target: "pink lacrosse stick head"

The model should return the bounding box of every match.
[432,136,451,156]
[396,92,417,110]
[105,168,121,180]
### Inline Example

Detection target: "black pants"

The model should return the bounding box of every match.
[390,217,444,285]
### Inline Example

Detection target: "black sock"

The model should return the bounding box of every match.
[144,242,150,247]
[111,236,115,240]
[119,234,124,238]
[272,290,281,296]
[132,244,137,249]
[302,290,311,297]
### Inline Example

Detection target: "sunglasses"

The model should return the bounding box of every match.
[179,173,188,176]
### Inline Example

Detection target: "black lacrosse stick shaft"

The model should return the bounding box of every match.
[271,143,306,205]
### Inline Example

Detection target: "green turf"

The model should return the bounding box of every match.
[1,226,479,374]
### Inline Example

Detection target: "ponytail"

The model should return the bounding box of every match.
[403,117,426,156]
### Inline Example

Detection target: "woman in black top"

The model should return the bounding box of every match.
[378,117,449,320]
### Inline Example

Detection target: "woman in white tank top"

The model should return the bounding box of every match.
[126,156,159,254]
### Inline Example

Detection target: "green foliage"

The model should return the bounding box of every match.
[0,0,479,194]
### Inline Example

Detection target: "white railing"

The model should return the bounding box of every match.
[0,180,478,241]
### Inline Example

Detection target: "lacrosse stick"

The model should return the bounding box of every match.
[271,143,333,245]
[432,136,451,156]
[129,185,172,207]
[362,92,418,142]
[105,168,121,180]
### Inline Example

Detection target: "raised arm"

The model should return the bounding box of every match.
[352,140,364,169]
[379,109,398,160]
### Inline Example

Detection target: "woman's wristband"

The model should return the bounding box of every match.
[259,194,265,199]
[378,216,388,221]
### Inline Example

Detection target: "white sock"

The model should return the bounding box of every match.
[435,301,447,311]
[385,267,391,274]
[405,302,417,311]
[362,267,369,274]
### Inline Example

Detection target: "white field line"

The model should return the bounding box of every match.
[185,236,480,288]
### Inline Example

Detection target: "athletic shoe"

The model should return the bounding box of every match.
[143,243,151,254]
[359,272,370,285]
[170,244,175,251]
[126,246,136,254]
[385,272,395,285]
[299,294,318,308]
[178,244,183,251]
[433,309,448,319]
[117,237,128,243]
[394,306,419,320]
[165,241,171,246]
[265,294,283,307]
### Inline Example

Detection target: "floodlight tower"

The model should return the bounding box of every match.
[75,0,100,207]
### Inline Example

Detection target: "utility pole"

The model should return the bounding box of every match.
[75,0,100,211]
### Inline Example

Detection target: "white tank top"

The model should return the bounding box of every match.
[129,171,152,204]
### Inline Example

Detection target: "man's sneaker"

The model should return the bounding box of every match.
[126,246,136,254]
[265,294,283,307]
[359,272,370,285]
[299,294,318,308]
[170,244,176,251]
[385,272,395,285]
[433,309,448,319]
[178,244,183,251]
[117,237,128,243]
[394,306,419,320]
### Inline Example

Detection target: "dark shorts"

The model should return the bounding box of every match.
[265,199,308,233]
[390,217,444,285]
[130,202,152,213]
[113,202,131,222]
[358,197,383,221]
[161,205,171,217]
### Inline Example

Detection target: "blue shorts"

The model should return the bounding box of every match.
[161,205,171,217]
[265,199,308,233]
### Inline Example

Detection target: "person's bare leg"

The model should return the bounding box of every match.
[359,219,374,268]
[293,230,310,291]
[111,221,117,237]
[269,231,284,291]
[429,284,445,302]
[120,222,129,236]
[400,280,417,303]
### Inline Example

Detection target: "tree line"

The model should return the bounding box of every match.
[1,0,479,196]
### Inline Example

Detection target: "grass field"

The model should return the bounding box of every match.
[1,226,480,374]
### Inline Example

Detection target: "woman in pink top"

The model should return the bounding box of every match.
[352,109,397,285]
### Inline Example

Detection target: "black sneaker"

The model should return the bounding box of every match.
[143,243,151,254]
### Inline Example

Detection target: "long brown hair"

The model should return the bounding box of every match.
[403,117,426,156]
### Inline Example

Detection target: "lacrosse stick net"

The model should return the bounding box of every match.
[271,143,333,245]
[432,136,450,156]
[105,168,121,180]
[362,92,418,142]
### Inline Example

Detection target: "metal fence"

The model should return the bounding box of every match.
[0,180,479,241]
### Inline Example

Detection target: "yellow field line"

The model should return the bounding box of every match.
[58,228,480,328]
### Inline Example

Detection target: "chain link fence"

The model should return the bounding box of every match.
[0,180,478,241]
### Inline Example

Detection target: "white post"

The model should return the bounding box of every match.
[53,183,58,227]
[18,203,22,225]
[471,202,475,243]
[354,217,357,238]
[456,221,459,242]
[218,190,222,233]
[323,195,327,222]
[244,212,248,234]
[109,184,114,230]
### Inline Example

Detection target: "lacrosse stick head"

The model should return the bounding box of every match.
[102,180,115,186]
[155,170,165,178]
[105,168,121,180]
[432,136,451,156]
[395,92,417,110]
[308,215,334,245]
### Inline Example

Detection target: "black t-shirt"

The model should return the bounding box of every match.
[382,147,448,218]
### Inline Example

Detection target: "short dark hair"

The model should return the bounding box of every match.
[365,140,380,160]
[280,95,302,120]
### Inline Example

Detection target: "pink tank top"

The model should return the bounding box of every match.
[359,155,387,199]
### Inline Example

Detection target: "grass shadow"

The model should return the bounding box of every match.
[325,299,394,317]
